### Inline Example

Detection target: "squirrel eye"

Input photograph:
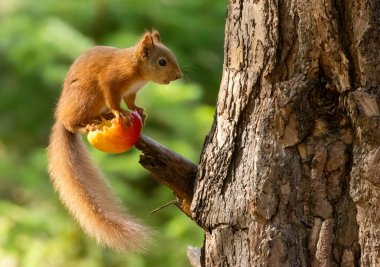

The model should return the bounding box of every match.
[158,58,167,67]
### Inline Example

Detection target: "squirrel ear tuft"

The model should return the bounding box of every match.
[151,30,161,43]
[139,33,154,58]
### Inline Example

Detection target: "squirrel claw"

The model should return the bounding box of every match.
[133,106,147,123]
[112,110,133,127]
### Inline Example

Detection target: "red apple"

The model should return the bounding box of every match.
[87,111,142,154]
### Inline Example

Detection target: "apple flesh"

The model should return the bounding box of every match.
[87,111,142,154]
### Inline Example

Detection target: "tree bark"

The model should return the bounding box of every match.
[191,0,380,266]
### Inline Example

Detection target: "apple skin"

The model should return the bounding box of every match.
[87,111,142,154]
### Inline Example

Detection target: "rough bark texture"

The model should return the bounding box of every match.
[191,0,379,266]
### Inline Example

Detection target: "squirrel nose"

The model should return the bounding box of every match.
[175,70,183,80]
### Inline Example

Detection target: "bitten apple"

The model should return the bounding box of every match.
[87,111,142,153]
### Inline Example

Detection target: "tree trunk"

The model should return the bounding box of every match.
[191,0,380,266]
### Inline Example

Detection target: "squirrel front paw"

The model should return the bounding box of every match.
[112,109,133,127]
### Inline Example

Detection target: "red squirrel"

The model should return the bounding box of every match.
[47,30,182,251]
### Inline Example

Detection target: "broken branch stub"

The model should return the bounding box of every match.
[135,134,197,216]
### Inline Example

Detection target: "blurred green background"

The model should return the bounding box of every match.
[0,0,225,266]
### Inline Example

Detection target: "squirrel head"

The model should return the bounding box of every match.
[136,30,182,84]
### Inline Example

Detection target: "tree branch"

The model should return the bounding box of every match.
[135,134,197,216]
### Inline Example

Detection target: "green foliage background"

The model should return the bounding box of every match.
[0,0,225,266]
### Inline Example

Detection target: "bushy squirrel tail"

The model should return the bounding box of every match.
[47,121,150,251]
